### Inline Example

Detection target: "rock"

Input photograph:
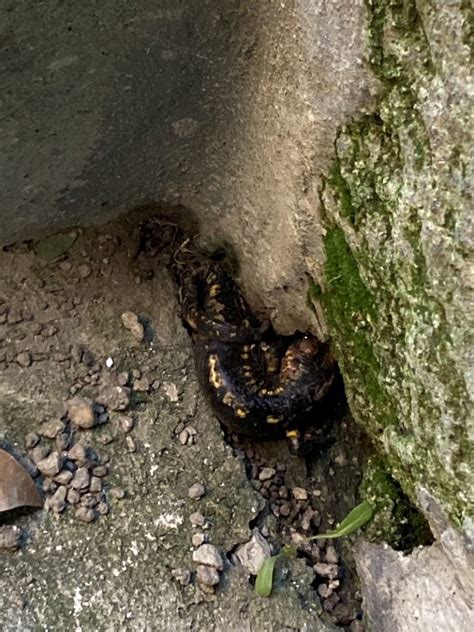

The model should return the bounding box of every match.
[66,397,96,429]
[97,501,109,515]
[325,545,338,565]
[37,452,64,477]
[188,483,205,500]
[234,530,272,575]
[0,526,22,550]
[192,544,224,571]
[120,312,144,341]
[279,503,291,517]
[54,470,74,485]
[133,377,150,392]
[171,569,191,586]
[108,487,125,500]
[67,489,80,505]
[117,415,134,433]
[89,476,102,493]
[192,533,206,547]
[317,584,331,599]
[97,385,130,411]
[47,486,68,513]
[75,506,96,523]
[55,432,71,451]
[16,352,32,367]
[38,419,65,439]
[196,565,220,587]
[189,512,206,527]
[70,467,90,490]
[80,493,99,508]
[67,443,87,461]
[78,264,91,278]
[292,487,308,501]
[258,467,276,481]
[92,465,108,478]
[163,382,179,402]
[178,429,189,445]
[125,436,137,453]
[117,372,129,386]
[313,563,339,579]
[25,432,40,449]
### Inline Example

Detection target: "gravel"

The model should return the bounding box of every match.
[37,452,64,477]
[66,397,96,429]
[120,311,145,341]
[188,483,206,500]
[192,544,224,571]
[234,530,272,575]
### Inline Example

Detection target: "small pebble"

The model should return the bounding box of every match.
[92,465,108,477]
[0,525,22,550]
[97,501,109,515]
[258,467,276,481]
[56,432,71,451]
[109,487,125,500]
[120,311,145,341]
[196,565,220,587]
[117,372,129,386]
[67,488,80,504]
[279,503,291,517]
[192,533,207,547]
[75,506,96,523]
[125,435,137,453]
[133,377,150,392]
[54,470,74,485]
[105,357,114,369]
[16,352,32,367]
[118,415,135,433]
[66,397,96,429]
[325,545,339,565]
[292,487,308,501]
[47,486,68,513]
[80,493,99,509]
[178,429,189,445]
[37,452,64,477]
[317,583,331,599]
[89,476,103,493]
[234,530,271,575]
[99,432,114,445]
[97,385,130,412]
[25,432,40,449]
[189,512,206,527]
[192,544,224,570]
[171,569,191,586]
[70,467,90,490]
[163,382,179,402]
[67,443,87,461]
[188,483,206,500]
[313,562,339,579]
[38,419,65,439]
[78,264,92,278]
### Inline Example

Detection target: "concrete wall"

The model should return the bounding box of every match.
[1,0,376,334]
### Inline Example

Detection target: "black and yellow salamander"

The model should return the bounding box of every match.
[176,259,336,455]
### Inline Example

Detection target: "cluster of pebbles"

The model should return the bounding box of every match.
[23,396,126,523]
[232,442,364,629]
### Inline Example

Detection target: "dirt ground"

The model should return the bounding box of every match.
[0,214,368,631]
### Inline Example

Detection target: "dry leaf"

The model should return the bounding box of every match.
[0,448,43,512]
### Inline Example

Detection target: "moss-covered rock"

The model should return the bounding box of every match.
[320,0,473,527]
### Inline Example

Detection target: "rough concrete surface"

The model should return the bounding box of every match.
[355,490,474,632]
[0,0,377,335]
[0,225,333,631]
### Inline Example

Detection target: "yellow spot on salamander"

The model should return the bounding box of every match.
[266,415,283,424]
[286,429,299,438]
[241,353,250,360]
[222,392,235,406]
[260,388,267,396]
[235,407,248,418]
[208,354,222,388]
[209,284,220,297]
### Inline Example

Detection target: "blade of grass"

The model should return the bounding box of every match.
[309,501,373,540]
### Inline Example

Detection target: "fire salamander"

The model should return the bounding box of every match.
[177,260,336,455]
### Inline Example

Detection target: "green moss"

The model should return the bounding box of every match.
[361,456,433,550]
[318,1,472,526]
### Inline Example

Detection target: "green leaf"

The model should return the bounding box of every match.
[309,501,374,540]
[255,555,280,598]
[35,233,76,261]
